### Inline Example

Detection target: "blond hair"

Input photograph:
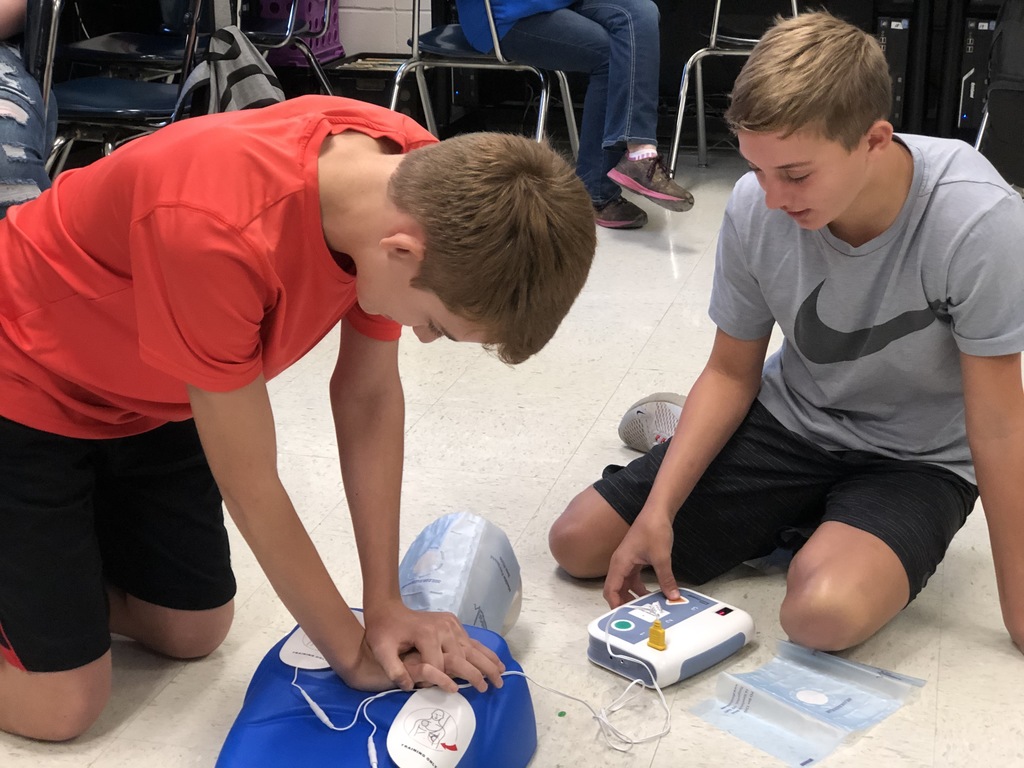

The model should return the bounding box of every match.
[726,11,892,149]
[389,133,596,365]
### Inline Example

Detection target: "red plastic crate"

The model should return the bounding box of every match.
[260,0,344,67]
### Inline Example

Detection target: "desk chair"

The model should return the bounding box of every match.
[669,0,799,174]
[26,0,205,176]
[242,0,336,95]
[55,1,335,96]
[54,0,217,78]
[389,0,579,158]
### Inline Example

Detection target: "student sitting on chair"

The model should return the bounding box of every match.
[457,0,694,229]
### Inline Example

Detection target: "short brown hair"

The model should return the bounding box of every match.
[725,11,892,150]
[389,133,596,365]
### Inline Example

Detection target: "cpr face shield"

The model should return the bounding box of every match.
[399,512,522,635]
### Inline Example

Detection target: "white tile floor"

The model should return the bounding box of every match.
[4,151,1023,767]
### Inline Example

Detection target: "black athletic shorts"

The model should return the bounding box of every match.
[0,416,236,673]
[593,400,979,602]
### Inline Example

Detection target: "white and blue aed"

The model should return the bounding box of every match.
[587,589,755,688]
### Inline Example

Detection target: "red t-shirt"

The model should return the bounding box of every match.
[0,96,437,438]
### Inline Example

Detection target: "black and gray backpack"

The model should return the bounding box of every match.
[978,0,1024,192]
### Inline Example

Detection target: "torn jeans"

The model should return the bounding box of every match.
[0,42,56,219]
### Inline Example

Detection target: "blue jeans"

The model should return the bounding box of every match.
[0,42,57,219]
[499,0,661,206]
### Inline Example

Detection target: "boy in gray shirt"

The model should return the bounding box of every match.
[550,12,1024,655]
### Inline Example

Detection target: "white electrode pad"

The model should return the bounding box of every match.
[587,588,754,688]
[279,612,366,670]
[386,688,477,768]
[279,627,331,670]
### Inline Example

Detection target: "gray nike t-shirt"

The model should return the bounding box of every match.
[710,134,1024,483]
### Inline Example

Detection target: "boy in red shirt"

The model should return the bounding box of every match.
[0,95,596,740]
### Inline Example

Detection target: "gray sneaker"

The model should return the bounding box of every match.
[594,197,648,229]
[607,156,695,212]
[617,392,687,452]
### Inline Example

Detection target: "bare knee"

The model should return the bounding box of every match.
[549,487,629,578]
[110,586,235,659]
[780,524,910,651]
[0,653,111,741]
[780,558,891,651]
[548,494,582,572]
[130,600,235,660]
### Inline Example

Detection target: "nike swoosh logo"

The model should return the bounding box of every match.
[794,280,939,364]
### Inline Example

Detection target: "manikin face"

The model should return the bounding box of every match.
[737,128,874,232]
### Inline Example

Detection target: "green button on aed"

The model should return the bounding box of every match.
[611,619,634,631]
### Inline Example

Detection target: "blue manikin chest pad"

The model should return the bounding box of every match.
[216,618,537,768]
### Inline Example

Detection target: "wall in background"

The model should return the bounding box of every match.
[336,0,425,56]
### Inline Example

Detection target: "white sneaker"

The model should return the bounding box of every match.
[617,392,687,453]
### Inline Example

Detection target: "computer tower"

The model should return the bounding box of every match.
[877,16,912,130]
[431,0,479,109]
[957,16,998,140]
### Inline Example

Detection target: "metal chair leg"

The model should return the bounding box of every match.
[391,60,441,137]
[389,61,411,110]
[669,0,798,173]
[530,68,551,142]
[669,47,753,174]
[695,58,708,167]
[293,39,334,95]
[555,70,579,159]
[413,65,440,136]
[391,58,572,149]
[669,48,701,178]
[974,105,988,150]
[46,134,74,177]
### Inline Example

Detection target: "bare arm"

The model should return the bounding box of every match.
[330,320,503,692]
[961,350,1024,653]
[188,376,400,689]
[604,328,771,606]
[0,0,26,41]
[330,320,406,625]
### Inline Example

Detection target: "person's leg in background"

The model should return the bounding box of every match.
[501,9,650,228]
[502,0,693,229]
[0,41,57,219]
[573,0,693,216]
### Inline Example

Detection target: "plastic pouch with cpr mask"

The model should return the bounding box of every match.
[399,512,522,635]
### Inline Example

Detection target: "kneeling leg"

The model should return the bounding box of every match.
[0,652,111,741]
[780,521,910,651]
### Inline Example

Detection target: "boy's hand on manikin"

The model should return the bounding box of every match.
[341,635,411,692]
[603,508,680,608]
[363,599,505,693]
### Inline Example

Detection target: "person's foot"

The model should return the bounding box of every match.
[617,392,686,452]
[594,197,648,229]
[607,155,694,212]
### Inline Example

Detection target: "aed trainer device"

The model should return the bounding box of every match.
[587,588,754,688]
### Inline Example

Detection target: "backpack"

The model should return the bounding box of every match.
[979,0,1024,190]
[174,26,285,117]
